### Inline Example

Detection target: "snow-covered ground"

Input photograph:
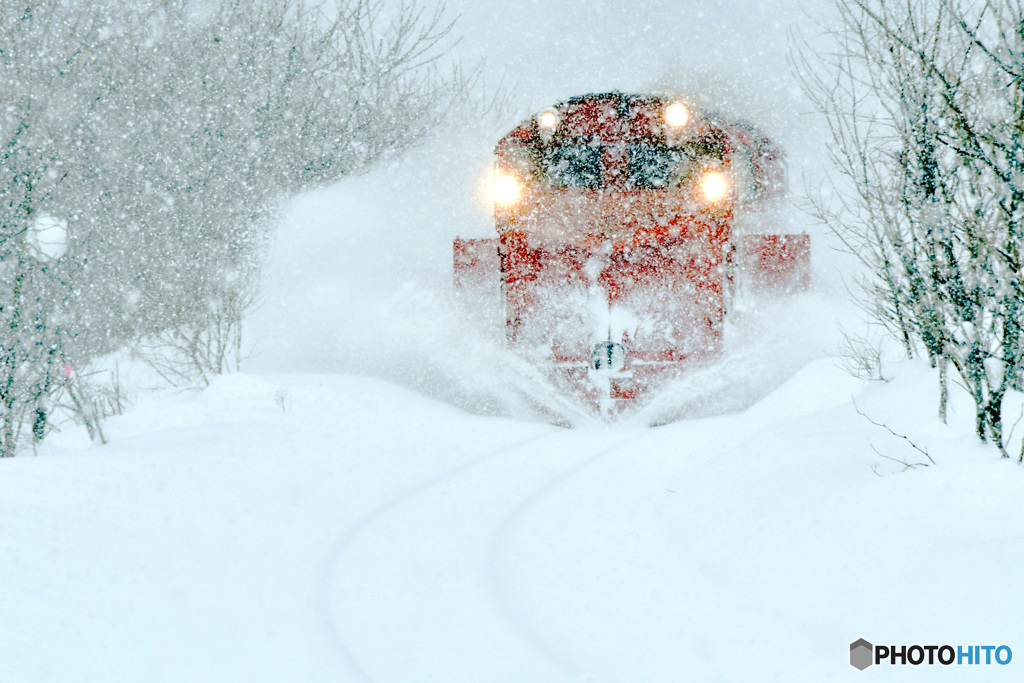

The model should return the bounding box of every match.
[5,1,1024,680]
[5,357,1022,681]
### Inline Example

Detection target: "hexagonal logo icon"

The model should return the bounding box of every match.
[850,639,873,670]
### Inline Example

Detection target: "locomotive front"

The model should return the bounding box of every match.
[455,92,807,416]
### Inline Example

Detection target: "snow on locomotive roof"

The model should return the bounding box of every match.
[496,91,780,162]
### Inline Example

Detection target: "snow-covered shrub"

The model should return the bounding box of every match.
[797,0,1024,457]
[0,2,128,456]
[836,324,891,382]
[0,0,468,454]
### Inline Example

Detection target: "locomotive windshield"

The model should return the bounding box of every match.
[626,144,688,189]
[540,145,602,188]
[529,140,721,190]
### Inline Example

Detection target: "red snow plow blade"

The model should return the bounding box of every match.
[739,234,811,294]
[454,93,810,415]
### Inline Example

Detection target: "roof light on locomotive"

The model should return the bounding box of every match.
[664,101,690,127]
[537,109,559,130]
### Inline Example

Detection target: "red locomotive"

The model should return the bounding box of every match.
[455,92,809,415]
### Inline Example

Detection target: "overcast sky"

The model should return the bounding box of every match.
[442,0,824,157]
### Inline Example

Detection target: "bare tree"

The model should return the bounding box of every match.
[796,0,1024,457]
[0,2,145,455]
[0,0,471,453]
[84,0,471,386]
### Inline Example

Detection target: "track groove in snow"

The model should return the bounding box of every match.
[320,428,555,681]
[483,428,661,679]
[324,427,647,682]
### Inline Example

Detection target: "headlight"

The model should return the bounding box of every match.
[664,102,689,127]
[537,109,559,130]
[700,171,729,202]
[494,173,522,207]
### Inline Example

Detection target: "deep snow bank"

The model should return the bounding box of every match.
[3,357,1022,682]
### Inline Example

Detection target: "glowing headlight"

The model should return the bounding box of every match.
[700,171,729,202]
[494,173,522,207]
[664,102,689,127]
[537,110,559,130]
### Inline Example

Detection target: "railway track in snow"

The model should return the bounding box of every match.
[320,425,654,683]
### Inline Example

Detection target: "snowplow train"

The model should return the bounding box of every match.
[455,92,809,417]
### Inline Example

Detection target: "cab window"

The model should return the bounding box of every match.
[539,145,602,188]
[626,144,687,189]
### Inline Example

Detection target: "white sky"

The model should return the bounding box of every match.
[442,0,827,167]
